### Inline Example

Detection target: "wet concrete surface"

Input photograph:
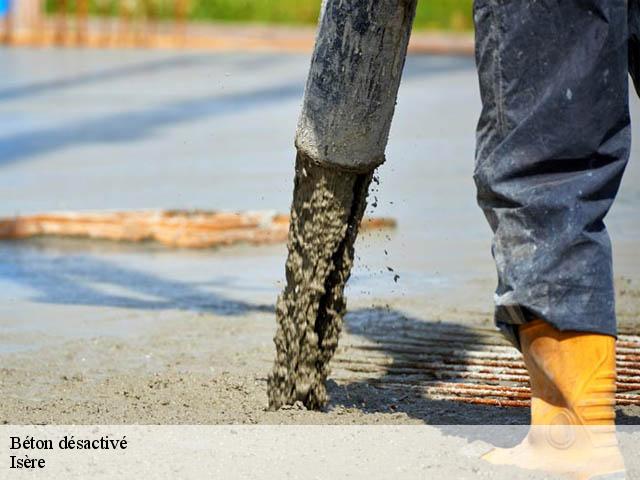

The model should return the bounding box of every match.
[0,47,638,424]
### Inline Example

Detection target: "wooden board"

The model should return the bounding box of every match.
[0,210,396,249]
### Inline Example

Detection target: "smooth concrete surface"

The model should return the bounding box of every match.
[0,46,638,349]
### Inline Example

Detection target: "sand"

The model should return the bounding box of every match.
[2,275,639,426]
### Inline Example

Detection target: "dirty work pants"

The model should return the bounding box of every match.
[473,0,640,349]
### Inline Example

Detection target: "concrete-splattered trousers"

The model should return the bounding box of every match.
[473,0,640,348]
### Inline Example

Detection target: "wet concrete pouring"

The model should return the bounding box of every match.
[268,155,373,409]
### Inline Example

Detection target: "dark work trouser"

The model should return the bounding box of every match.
[473,0,639,349]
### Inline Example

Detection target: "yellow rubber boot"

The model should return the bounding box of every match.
[482,319,626,480]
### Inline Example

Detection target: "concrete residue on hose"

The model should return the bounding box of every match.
[268,153,373,410]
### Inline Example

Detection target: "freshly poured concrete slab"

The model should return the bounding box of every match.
[0,47,638,424]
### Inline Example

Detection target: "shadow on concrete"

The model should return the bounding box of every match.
[0,52,290,102]
[0,81,304,168]
[0,241,272,315]
[0,240,635,433]
[328,307,639,438]
[0,54,474,168]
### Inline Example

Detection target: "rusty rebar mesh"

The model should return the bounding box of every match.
[331,311,640,408]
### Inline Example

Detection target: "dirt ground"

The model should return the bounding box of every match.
[2,272,638,426]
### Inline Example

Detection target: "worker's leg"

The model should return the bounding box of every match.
[474,0,631,348]
[474,2,631,477]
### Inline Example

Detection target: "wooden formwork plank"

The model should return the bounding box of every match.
[0,210,396,249]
